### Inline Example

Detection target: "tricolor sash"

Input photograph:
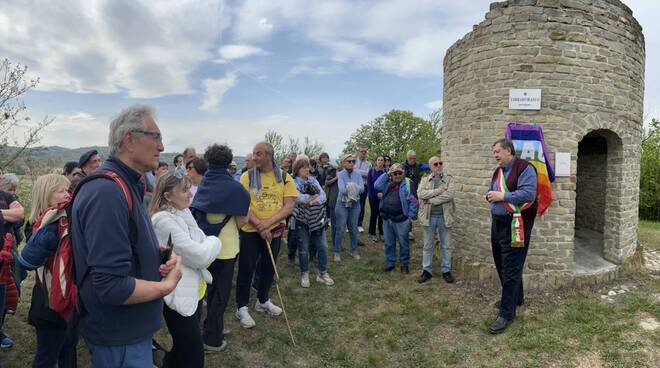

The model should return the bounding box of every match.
[496,168,532,247]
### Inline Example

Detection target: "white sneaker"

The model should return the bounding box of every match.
[351,251,361,260]
[235,307,256,329]
[255,299,282,316]
[301,272,310,288]
[204,340,228,352]
[334,253,341,262]
[358,226,364,233]
[317,272,335,286]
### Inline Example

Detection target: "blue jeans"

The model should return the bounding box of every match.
[333,203,360,254]
[328,204,337,247]
[422,215,452,274]
[85,338,152,368]
[383,218,411,266]
[33,327,78,368]
[296,223,328,273]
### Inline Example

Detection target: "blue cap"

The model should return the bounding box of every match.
[78,149,99,167]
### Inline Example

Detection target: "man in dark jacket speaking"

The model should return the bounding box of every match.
[71,105,182,366]
[486,139,537,334]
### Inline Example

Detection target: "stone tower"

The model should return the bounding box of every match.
[442,0,645,289]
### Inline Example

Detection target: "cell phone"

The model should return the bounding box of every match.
[161,233,173,264]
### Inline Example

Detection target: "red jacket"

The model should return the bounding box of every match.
[0,233,19,313]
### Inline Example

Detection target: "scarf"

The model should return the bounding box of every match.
[496,167,532,247]
[248,158,283,196]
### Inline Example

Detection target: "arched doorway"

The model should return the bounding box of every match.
[574,129,623,272]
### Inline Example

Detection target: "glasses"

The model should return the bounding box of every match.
[433,162,443,167]
[132,129,163,144]
[346,159,355,163]
[391,172,403,177]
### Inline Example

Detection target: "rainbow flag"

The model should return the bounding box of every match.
[505,122,554,216]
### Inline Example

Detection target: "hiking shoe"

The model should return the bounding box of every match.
[317,272,335,286]
[408,231,414,240]
[442,272,455,284]
[370,235,377,242]
[400,263,409,274]
[358,226,365,233]
[334,253,341,262]
[222,329,231,337]
[381,264,395,272]
[235,307,256,329]
[255,299,282,316]
[301,272,310,288]
[417,270,433,284]
[350,251,361,260]
[0,337,13,349]
[204,340,228,352]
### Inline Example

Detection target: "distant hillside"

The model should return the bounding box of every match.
[1,145,245,174]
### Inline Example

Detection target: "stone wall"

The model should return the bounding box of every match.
[442,0,644,288]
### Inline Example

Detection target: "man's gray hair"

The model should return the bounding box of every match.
[1,173,18,190]
[108,105,153,155]
[407,150,416,158]
[255,142,275,158]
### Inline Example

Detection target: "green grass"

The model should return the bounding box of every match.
[3,194,660,367]
[639,220,660,250]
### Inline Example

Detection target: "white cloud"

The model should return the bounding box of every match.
[199,72,238,112]
[39,112,108,148]
[424,99,443,110]
[0,0,225,98]
[215,44,267,63]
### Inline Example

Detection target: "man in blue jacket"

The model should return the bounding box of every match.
[374,163,419,274]
[71,105,182,367]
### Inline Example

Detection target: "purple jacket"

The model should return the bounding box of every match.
[367,168,386,201]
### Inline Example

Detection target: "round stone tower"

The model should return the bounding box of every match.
[442,0,645,289]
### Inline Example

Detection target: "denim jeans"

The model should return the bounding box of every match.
[328,204,337,247]
[333,203,360,254]
[383,218,411,266]
[296,223,328,273]
[422,215,452,274]
[33,327,78,368]
[85,338,152,368]
[357,186,368,227]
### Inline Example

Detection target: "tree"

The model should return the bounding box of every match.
[264,130,325,163]
[0,58,53,171]
[640,117,660,221]
[342,109,442,163]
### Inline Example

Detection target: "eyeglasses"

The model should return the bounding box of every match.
[433,162,443,167]
[132,129,163,144]
[346,159,355,163]
[391,172,403,177]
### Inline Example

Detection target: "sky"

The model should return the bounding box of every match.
[2,0,659,158]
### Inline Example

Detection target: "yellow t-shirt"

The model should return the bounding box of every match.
[198,280,207,300]
[206,213,240,260]
[240,170,299,232]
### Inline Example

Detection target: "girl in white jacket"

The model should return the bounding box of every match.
[149,169,221,368]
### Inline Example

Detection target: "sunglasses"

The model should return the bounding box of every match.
[346,159,355,163]
[391,172,403,177]
[433,162,443,167]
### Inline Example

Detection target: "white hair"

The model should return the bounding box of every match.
[1,173,18,190]
[407,150,417,158]
[108,105,153,155]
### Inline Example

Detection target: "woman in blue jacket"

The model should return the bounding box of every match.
[17,174,78,368]
[333,154,364,262]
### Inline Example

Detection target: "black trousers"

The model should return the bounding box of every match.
[491,214,532,320]
[287,221,298,261]
[236,231,281,308]
[203,258,235,347]
[163,301,204,368]
[357,186,368,227]
[367,196,383,236]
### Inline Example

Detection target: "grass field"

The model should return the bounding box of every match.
[3,222,659,368]
[639,220,660,251]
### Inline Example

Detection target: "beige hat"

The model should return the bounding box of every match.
[339,153,353,162]
[389,163,404,174]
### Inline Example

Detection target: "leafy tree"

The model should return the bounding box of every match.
[342,109,442,163]
[264,130,325,163]
[640,117,660,221]
[0,58,53,171]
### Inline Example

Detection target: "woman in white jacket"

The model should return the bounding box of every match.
[149,169,221,368]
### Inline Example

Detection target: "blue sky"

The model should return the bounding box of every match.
[3,0,659,157]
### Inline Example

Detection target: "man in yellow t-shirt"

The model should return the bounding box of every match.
[235,142,298,329]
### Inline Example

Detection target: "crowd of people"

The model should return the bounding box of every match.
[0,104,537,367]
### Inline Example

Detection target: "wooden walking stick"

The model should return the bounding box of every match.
[265,239,296,346]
